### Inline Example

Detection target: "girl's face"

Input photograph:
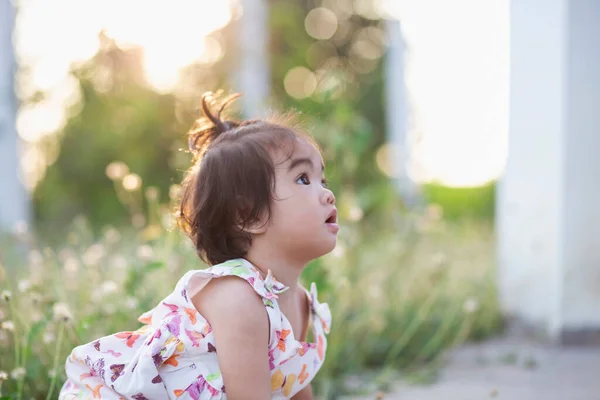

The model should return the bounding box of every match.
[264,138,338,262]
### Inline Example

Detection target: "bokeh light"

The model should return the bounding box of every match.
[305,7,338,40]
[122,173,142,191]
[284,67,318,99]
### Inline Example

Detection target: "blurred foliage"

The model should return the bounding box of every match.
[32,0,401,239]
[0,202,501,399]
[4,0,502,398]
[423,182,496,221]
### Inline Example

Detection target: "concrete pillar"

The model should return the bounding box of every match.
[497,0,600,344]
[236,0,270,118]
[384,19,418,206]
[0,1,30,232]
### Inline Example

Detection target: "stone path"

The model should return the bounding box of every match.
[345,337,600,400]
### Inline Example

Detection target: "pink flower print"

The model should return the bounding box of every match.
[162,302,179,317]
[147,328,162,345]
[268,348,276,370]
[102,349,122,358]
[185,324,210,347]
[80,356,105,381]
[298,342,315,356]
[166,315,182,336]
[181,288,188,301]
[92,340,100,351]
[173,376,214,399]
[132,394,149,400]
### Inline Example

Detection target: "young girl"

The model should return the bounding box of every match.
[59,92,338,400]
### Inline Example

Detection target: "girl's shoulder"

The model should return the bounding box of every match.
[138,258,284,325]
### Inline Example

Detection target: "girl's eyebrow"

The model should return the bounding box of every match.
[288,158,325,172]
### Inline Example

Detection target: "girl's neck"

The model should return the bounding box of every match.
[243,250,306,296]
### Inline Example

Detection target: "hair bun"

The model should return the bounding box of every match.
[187,91,241,157]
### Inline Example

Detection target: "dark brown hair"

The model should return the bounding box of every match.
[177,92,317,266]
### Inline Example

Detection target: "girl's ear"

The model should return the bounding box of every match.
[245,220,268,235]
[236,196,268,235]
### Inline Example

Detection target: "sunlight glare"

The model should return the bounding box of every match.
[384,0,509,187]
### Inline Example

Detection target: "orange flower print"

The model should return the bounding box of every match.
[173,389,184,397]
[85,384,103,399]
[114,331,141,348]
[298,364,309,384]
[163,353,180,367]
[277,329,291,352]
[184,307,198,324]
[317,335,325,361]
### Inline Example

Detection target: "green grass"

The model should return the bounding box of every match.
[422,181,496,221]
[0,205,502,399]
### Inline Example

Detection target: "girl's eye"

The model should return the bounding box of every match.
[296,174,310,185]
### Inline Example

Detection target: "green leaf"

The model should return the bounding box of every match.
[145,261,164,271]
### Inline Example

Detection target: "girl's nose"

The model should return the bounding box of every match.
[323,188,336,205]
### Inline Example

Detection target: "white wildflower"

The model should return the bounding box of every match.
[64,257,80,274]
[0,370,7,380]
[83,244,105,267]
[331,244,346,258]
[58,248,74,262]
[125,297,138,310]
[101,280,118,296]
[1,321,14,332]
[137,245,154,262]
[103,227,121,244]
[43,331,56,344]
[122,173,142,191]
[161,212,175,230]
[18,280,31,293]
[10,367,26,380]
[105,161,129,181]
[48,369,57,379]
[169,184,181,201]
[103,304,117,315]
[348,206,364,222]
[112,255,128,269]
[53,302,73,322]
[145,187,159,201]
[30,310,43,323]
[463,297,479,314]
[1,290,10,302]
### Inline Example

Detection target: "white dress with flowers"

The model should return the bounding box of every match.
[59,258,332,399]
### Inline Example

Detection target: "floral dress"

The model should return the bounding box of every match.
[59,258,332,399]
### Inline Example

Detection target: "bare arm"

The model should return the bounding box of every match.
[192,276,271,400]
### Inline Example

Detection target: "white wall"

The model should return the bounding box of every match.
[561,0,600,332]
[498,0,600,343]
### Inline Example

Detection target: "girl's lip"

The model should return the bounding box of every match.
[326,222,339,234]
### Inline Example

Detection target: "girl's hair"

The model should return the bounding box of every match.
[177,92,318,266]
